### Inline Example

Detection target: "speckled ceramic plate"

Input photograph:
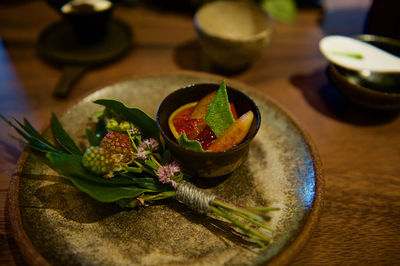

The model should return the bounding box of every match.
[9,71,323,266]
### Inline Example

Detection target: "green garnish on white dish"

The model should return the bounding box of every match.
[330,51,364,60]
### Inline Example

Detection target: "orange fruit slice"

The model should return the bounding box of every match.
[191,91,217,119]
[207,111,254,152]
[168,102,198,140]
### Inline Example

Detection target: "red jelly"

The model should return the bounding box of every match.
[172,102,237,150]
[195,125,217,150]
[230,103,238,119]
[173,106,205,138]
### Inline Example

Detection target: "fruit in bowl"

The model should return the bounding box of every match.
[156,81,260,177]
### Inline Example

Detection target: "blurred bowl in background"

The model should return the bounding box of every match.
[193,0,272,72]
[61,0,114,44]
[328,35,400,110]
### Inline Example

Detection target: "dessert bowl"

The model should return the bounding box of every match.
[156,83,261,177]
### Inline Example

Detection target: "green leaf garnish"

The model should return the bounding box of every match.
[95,119,108,141]
[86,128,99,146]
[66,175,151,203]
[51,113,83,155]
[47,152,173,203]
[124,167,143,173]
[119,175,170,191]
[3,101,279,248]
[94,99,159,140]
[331,51,364,60]
[205,80,235,138]
[178,132,204,152]
[260,0,297,23]
[46,152,138,186]
[0,115,60,153]
[145,159,158,171]
[20,118,59,150]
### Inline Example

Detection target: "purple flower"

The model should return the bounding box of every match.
[141,138,159,151]
[135,146,149,160]
[169,161,180,173]
[135,138,159,160]
[157,161,181,188]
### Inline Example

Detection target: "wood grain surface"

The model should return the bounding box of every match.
[1,0,399,265]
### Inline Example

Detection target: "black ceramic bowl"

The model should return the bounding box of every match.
[156,83,261,177]
[328,35,400,110]
[61,0,114,44]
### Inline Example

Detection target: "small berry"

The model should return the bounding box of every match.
[100,132,133,163]
[81,146,114,176]
[106,119,119,131]
[119,121,132,132]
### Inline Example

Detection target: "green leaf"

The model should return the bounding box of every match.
[21,118,59,150]
[0,115,59,153]
[85,120,107,147]
[143,191,176,202]
[128,176,171,191]
[93,99,159,140]
[205,80,235,137]
[260,0,297,23]
[178,132,204,152]
[86,128,99,146]
[46,152,138,186]
[51,113,83,155]
[27,140,58,153]
[95,119,107,142]
[66,175,150,203]
[125,167,143,173]
[145,159,158,171]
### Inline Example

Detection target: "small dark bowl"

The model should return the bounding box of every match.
[156,83,261,177]
[60,0,114,44]
[328,35,400,110]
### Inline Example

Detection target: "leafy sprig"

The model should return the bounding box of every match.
[205,80,235,137]
[1,99,279,247]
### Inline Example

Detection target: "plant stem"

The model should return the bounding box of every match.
[127,132,138,151]
[209,205,271,245]
[228,209,275,232]
[133,160,154,175]
[150,154,162,168]
[245,206,280,212]
[144,191,176,201]
[212,199,266,223]
[124,166,143,173]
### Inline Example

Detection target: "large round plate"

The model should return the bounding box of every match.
[9,71,323,265]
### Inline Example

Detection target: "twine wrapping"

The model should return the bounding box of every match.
[175,181,216,214]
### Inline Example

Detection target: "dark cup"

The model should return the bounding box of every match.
[60,0,113,44]
[156,83,261,177]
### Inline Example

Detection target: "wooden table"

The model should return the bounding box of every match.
[1,0,399,265]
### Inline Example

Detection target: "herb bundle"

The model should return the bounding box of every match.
[2,99,278,247]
